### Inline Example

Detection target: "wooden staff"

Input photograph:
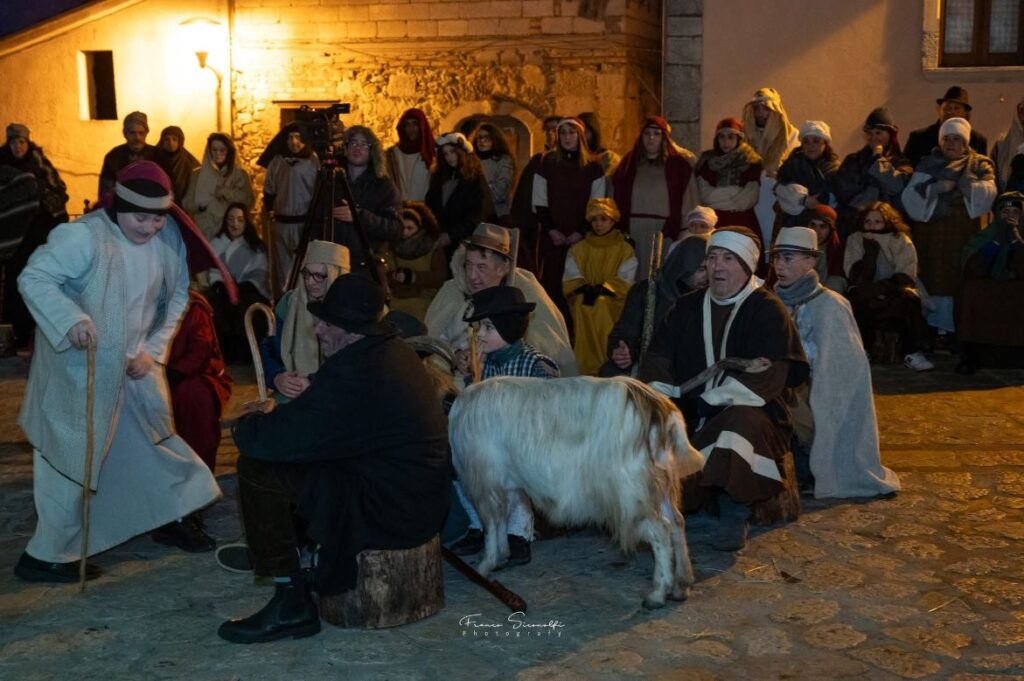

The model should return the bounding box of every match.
[633,232,664,377]
[79,342,96,591]
[441,547,528,613]
[649,356,772,399]
[244,303,277,404]
[467,324,482,384]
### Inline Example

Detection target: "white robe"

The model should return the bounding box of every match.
[785,285,900,499]
[21,217,220,562]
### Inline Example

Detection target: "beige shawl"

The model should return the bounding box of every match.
[280,240,350,376]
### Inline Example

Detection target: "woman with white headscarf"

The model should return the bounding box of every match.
[259,240,350,402]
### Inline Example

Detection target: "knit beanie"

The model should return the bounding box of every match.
[685,205,718,228]
[112,162,172,215]
[715,117,744,137]
[863,107,897,132]
[799,120,831,142]
[804,204,837,226]
[939,117,971,143]
[123,111,149,132]
[5,123,29,143]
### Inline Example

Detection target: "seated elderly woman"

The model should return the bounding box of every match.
[902,116,996,341]
[259,240,350,402]
[845,201,932,370]
[957,191,1024,374]
[771,227,900,499]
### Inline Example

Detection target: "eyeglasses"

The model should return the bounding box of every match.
[300,268,328,282]
[346,141,370,150]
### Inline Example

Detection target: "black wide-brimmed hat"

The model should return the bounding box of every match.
[937,86,972,111]
[307,274,392,335]
[463,286,536,323]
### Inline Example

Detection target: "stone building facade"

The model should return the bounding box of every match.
[231,0,663,194]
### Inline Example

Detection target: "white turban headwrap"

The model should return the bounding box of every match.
[708,229,760,274]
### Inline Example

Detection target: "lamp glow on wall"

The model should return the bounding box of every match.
[180,17,225,131]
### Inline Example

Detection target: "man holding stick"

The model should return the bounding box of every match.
[14,162,222,583]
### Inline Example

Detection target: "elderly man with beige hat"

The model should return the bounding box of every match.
[425,222,578,377]
[771,226,900,500]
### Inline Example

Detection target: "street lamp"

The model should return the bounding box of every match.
[179,17,224,131]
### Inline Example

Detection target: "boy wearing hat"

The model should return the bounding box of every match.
[14,161,223,583]
[448,285,559,563]
[905,86,988,167]
[425,221,578,376]
[639,226,808,551]
[771,227,900,500]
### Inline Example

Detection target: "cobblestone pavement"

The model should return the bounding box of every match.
[1,354,1023,680]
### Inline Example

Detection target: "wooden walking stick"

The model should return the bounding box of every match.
[79,342,96,591]
[244,303,277,407]
[632,231,663,378]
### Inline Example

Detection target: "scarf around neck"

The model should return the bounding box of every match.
[775,270,822,308]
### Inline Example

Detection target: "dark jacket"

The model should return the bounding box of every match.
[98,143,157,198]
[425,172,495,263]
[233,332,451,594]
[905,121,988,168]
[326,165,403,274]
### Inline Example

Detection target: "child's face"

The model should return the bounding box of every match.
[401,218,421,239]
[475,318,508,354]
[590,215,616,236]
[454,348,472,375]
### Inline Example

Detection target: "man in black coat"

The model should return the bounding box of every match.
[218,275,451,644]
[97,111,157,198]
[905,86,988,168]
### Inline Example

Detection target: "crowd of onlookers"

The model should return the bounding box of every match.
[2,85,1023,382]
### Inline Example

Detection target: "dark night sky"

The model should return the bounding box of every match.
[0,0,94,39]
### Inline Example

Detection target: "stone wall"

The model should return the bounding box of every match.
[230,0,663,194]
[662,0,701,151]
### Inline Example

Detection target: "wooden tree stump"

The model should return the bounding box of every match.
[319,535,445,629]
[751,449,801,525]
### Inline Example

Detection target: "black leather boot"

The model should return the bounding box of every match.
[218,579,321,644]
[713,495,750,552]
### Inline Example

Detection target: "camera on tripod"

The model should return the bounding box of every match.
[294,103,351,159]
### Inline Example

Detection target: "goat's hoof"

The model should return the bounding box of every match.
[668,587,690,602]
[641,597,666,611]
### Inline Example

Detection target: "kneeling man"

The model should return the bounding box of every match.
[772,227,900,499]
[219,275,451,644]
[640,227,808,551]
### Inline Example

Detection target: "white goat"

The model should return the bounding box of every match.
[448,375,705,609]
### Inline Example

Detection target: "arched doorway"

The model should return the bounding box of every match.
[455,115,531,170]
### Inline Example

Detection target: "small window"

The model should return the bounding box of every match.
[78,51,117,120]
[940,0,1024,66]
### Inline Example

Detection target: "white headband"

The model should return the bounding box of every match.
[114,182,172,210]
[708,229,760,273]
